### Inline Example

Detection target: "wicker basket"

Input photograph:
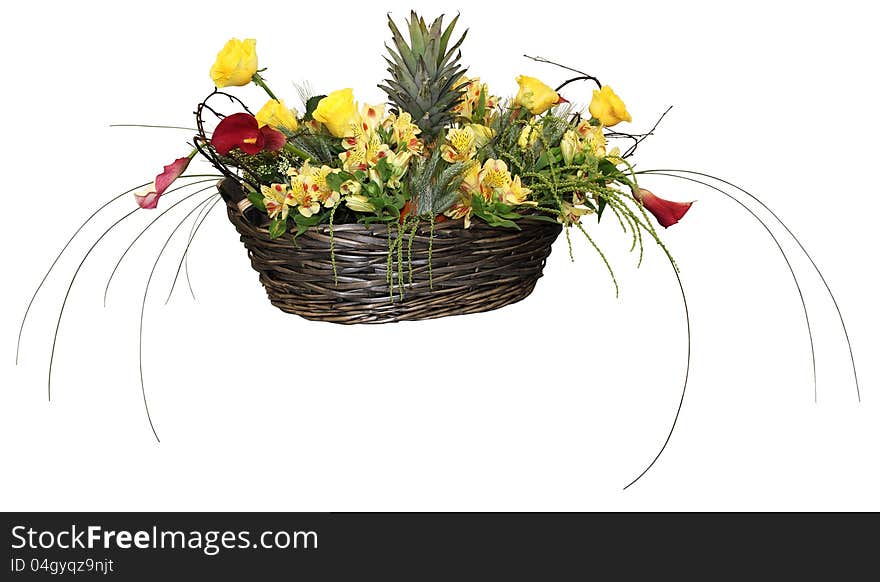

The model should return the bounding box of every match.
[224,188,563,324]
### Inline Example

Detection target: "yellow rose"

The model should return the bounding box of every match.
[514,75,560,115]
[589,85,632,127]
[210,38,258,88]
[312,88,359,138]
[255,99,299,133]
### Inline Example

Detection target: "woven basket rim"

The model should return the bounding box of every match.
[235,205,558,237]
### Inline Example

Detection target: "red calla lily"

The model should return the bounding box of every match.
[636,188,693,228]
[211,112,286,156]
[134,155,193,209]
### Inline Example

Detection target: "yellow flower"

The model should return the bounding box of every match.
[459,163,481,196]
[445,163,482,228]
[345,194,375,213]
[359,103,386,133]
[210,38,258,88]
[560,130,580,165]
[260,183,294,220]
[255,99,299,133]
[518,120,539,150]
[444,196,474,228]
[514,75,560,115]
[386,150,413,189]
[313,88,359,137]
[339,132,390,173]
[589,85,632,127]
[466,123,494,148]
[296,162,338,208]
[286,171,321,217]
[559,200,593,224]
[500,175,532,206]
[453,75,500,123]
[339,178,362,196]
[441,126,477,162]
[385,111,423,153]
[577,121,607,157]
[478,159,512,198]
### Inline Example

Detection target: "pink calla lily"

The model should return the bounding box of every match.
[134,190,162,210]
[211,112,286,156]
[636,188,693,228]
[134,155,194,209]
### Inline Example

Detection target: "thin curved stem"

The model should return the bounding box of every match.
[645,169,859,402]
[47,208,140,401]
[138,192,219,442]
[554,75,602,92]
[623,259,691,490]
[110,124,199,131]
[44,181,219,401]
[522,55,603,87]
[103,179,219,306]
[165,195,221,304]
[621,106,673,159]
[16,181,150,365]
[642,171,817,402]
[182,196,222,301]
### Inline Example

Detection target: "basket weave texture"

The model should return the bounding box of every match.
[225,198,562,324]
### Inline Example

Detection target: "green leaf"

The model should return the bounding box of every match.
[268,217,288,239]
[293,213,323,227]
[364,181,381,197]
[474,88,486,123]
[325,171,355,192]
[304,95,326,121]
[247,190,267,212]
[528,214,562,224]
[375,156,393,182]
[485,214,521,229]
[291,212,324,236]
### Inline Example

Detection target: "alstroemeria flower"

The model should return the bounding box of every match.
[211,112,286,156]
[134,155,193,209]
[636,188,693,228]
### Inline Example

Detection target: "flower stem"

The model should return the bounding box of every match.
[251,73,278,101]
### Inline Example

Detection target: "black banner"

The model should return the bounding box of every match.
[1,513,875,579]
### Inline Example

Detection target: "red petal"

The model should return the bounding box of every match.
[637,188,693,228]
[134,184,161,209]
[211,113,260,155]
[154,156,192,196]
[260,125,286,152]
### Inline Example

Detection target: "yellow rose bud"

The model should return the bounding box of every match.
[589,85,632,127]
[560,130,579,165]
[210,38,258,88]
[345,193,375,212]
[514,75,560,115]
[255,99,299,133]
[312,88,360,138]
[518,123,539,150]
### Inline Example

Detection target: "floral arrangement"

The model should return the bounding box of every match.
[135,11,691,295]
[15,11,859,489]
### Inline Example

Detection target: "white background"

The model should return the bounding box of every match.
[1,0,877,510]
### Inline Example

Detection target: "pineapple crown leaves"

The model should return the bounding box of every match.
[379,11,469,140]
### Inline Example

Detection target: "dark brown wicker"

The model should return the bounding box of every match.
[224,195,563,324]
